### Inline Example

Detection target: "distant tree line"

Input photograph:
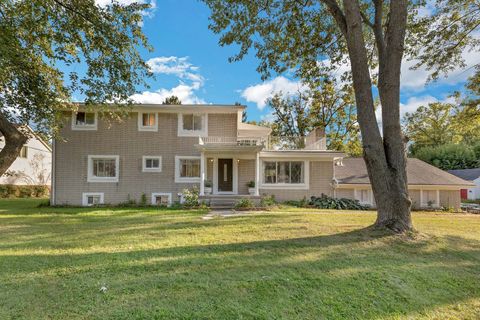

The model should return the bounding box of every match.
[403,72,480,170]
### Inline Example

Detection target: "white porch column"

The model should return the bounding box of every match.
[200,151,205,196]
[255,152,260,196]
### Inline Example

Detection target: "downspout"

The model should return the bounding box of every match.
[50,139,56,205]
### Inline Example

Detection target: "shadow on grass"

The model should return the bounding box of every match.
[0,199,479,319]
[0,226,479,319]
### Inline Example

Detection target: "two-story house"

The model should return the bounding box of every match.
[51,104,472,209]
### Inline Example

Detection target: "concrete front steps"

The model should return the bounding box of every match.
[199,195,262,209]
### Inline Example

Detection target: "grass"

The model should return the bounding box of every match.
[0,199,479,320]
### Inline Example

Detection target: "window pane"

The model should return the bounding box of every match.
[183,114,194,130]
[76,112,86,125]
[193,115,202,130]
[155,195,169,206]
[180,159,200,177]
[93,159,116,177]
[88,196,100,205]
[290,162,303,183]
[76,112,95,125]
[145,158,159,169]
[85,113,95,125]
[142,113,155,126]
[264,162,276,183]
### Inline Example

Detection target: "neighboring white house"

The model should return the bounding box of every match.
[0,126,52,186]
[448,168,480,200]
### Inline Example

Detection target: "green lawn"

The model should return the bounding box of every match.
[0,199,479,320]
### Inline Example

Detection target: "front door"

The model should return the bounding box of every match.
[218,158,233,192]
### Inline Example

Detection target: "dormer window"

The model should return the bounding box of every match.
[72,111,97,130]
[178,113,208,137]
[138,112,158,131]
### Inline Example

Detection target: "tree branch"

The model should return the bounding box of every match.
[319,0,348,36]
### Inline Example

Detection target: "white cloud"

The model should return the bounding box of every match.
[146,56,204,85]
[401,42,478,91]
[130,83,206,104]
[375,95,455,126]
[241,76,306,110]
[131,56,206,104]
[95,0,156,20]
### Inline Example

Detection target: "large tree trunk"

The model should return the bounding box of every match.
[0,111,28,176]
[342,0,412,232]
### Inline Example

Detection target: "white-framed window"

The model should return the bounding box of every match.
[263,161,305,184]
[72,111,97,130]
[355,188,373,205]
[138,112,158,131]
[421,189,440,207]
[177,113,208,137]
[142,156,162,172]
[82,192,104,206]
[151,193,172,206]
[175,156,201,183]
[260,160,309,189]
[19,146,28,158]
[87,155,119,183]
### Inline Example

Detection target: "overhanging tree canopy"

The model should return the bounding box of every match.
[0,0,152,176]
[203,0,427,232]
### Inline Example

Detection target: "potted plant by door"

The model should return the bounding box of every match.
[204,180,213,195]
[247,181,256,195]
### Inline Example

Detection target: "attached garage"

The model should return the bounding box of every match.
[333,158,474,210]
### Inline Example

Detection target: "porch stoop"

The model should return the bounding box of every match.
[199,195,262,209]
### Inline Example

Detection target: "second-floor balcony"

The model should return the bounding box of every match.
[197,136,327,151]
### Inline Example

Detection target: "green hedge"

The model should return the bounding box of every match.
[0,185,50,198]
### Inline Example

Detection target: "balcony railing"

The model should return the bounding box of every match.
[198,136,327,150]
[199,136,264,146]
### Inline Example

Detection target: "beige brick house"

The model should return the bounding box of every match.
[51,104,472,209]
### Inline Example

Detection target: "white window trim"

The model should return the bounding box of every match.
[177,113,208,137]
[82,192,104,206]
[354,188,373,206]
[142,156,162,172]
[138,112,158,132]
[87,155,120,183]
[175,155,201,183]
[72,112,98,131]
[420,189,440,208]
[259,160,309,190]
[151,192,172,206]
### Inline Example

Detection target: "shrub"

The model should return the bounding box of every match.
[260,194,276,207]
[182,187,199,208]
[413,143,480,170]
[234,198,254,209]
[140,193,148,206]
[284,196,309,207]
[309,194,368,210]
[0,185,49,198]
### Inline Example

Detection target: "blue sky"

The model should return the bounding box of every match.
[96,0,477,122]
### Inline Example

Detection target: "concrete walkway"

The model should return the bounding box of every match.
[202,209,250,220]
